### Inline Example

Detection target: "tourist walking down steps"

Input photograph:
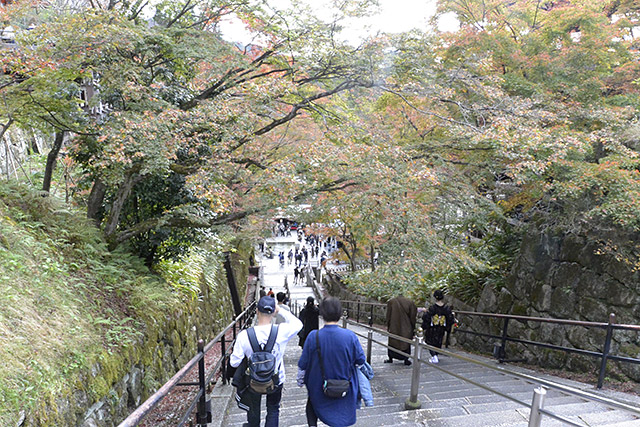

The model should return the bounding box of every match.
[297,296,319,348]
[385,295,417,366]
[230,296,302,427]
[423,289,455,364]
[297,297,366,427]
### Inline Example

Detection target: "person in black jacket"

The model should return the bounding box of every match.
[298,296,319,348]
[422,289,455,364]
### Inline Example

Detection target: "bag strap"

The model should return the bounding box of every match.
[247,325,278,353]
[315,330,326,381]
[264,325,278,352]
[247,327,261,352]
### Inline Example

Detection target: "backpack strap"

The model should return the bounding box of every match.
[247,325,279,352]
[247,327,261,352]
[263,325,278,352]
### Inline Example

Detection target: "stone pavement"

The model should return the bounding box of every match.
[210,234,640,427]
[221,320,640,426]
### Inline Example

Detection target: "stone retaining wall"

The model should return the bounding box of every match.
[454,224,640,386]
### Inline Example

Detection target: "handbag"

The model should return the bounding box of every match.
[316,331,350,398]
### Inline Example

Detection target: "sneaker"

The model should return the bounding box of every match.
[432,355,439,364]
[404,359,412,366]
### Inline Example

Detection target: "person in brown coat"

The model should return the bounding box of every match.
[384,295,417,366]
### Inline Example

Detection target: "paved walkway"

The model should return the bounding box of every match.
[210,234,640,426]
[258,233,322,305]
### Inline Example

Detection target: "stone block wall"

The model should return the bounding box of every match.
[323,273,387,326]
[453,223,640,385]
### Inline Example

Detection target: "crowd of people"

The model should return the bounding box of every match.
[261,222,340,284]
[228,219,459,427]
[229,289,456,427]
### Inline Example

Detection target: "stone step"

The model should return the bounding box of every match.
[563,409,640,426]
[541,401,633,422]
[405,407,529,427]
[601,419,640,427]
[220,281,640,427]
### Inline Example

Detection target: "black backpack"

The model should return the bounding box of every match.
[247,325,279,394]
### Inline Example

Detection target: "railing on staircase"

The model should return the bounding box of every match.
[117,301,257,427]
[343,315,640,427]
[340,299,640,389]
[454,310,640,389]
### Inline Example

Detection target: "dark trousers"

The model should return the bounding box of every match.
[245,385,283,427]
[305,398,318,426]
[426,329,445,356]
[387,348,409,361]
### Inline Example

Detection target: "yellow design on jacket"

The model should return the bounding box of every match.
[431,314,447,327]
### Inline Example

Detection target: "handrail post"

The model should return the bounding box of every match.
[366,317,373,365]
[404,328,423,410]
[369,305,374,326]
[357,302,361,323]
[342,310,348,329]
[597,313,616,389]
[196,339,211,426]
[496,317,509,362]
[528,386,547,427]
[221,334,227,385]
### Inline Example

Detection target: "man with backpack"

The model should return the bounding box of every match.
[230,295,303,427]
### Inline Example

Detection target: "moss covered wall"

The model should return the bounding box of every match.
[19,241,252,427]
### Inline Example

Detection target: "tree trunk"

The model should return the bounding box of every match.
[29,130,40,155]
[0,119,14,179]
[370,243,376,272]
[42,131,65,193]
[341,239,357,272]
[87,178,107,226]
[104,172,142,246]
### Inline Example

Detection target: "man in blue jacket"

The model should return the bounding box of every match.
[298,297,366,427]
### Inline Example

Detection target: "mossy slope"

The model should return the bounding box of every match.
[0,183,248,426]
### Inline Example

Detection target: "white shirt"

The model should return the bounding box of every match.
[230,308,302,384]
[275,303,291,324]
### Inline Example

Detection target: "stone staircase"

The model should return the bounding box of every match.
[212,235,640,426]
[219,322,640,427]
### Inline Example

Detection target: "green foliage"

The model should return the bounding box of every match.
[0,182,181,425]
[551,156,640,231]
[155,251,206,299]
[154,234,227,300]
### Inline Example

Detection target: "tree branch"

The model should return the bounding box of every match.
[166,0,196,28]
[232,79,371,151]
[381,86,483,133]
[114,177,360,244]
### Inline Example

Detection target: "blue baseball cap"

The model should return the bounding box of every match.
[258,296,276,314]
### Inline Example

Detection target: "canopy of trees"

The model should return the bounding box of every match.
[2,0,640,301]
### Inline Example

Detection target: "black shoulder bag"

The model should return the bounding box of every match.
[316,330,350,398]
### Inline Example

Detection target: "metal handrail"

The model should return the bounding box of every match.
[344,317,640,426]
[117,301,257,427]
[341,299,385,307]
[339,299,640,389]
[455,310,611,328]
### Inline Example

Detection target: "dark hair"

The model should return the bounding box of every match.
[433,289,444,301]
[319,296,342,322]
[276,292,286,303]
[306,296,315,305]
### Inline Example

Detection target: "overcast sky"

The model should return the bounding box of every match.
[218,0,459,45]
